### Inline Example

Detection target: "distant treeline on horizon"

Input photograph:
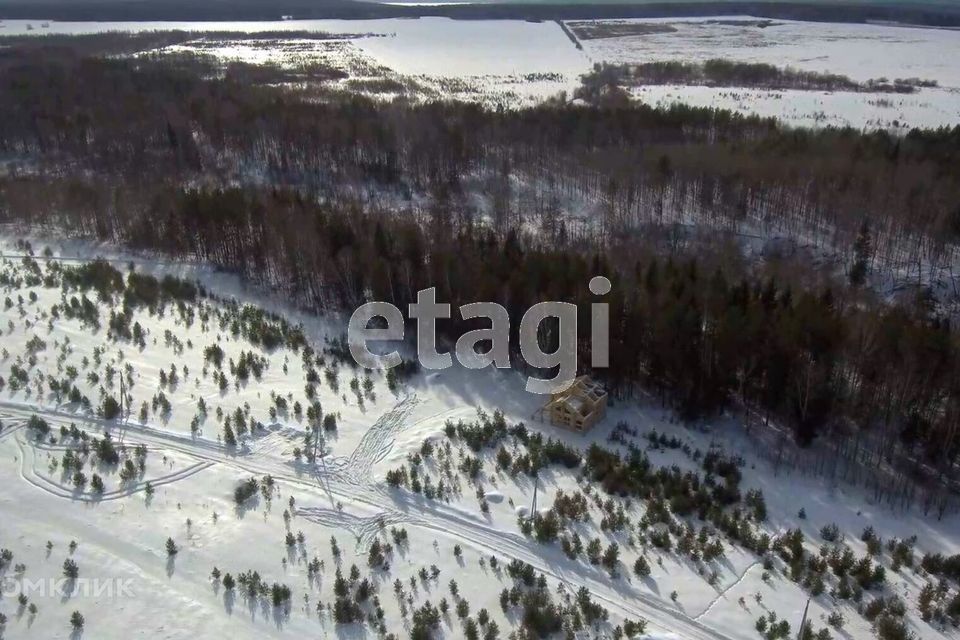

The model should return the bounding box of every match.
[0,0,959,26]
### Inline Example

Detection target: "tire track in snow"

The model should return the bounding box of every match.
[0,418,24,440]
[14,431,216,502]
[385,492,735,640]
[0,399,228,456]
[296,506,414,549]
[694,560,761,621]
[327,393,420,485]
[1,405,735,640]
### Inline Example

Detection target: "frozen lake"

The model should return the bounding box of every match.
[2,15,959,129]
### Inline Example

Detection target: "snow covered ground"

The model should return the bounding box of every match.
[577,16,960,130]
[1,232,960,639]
[2,16,960,126]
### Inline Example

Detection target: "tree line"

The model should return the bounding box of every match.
[580,60,936,93]
[0,40,957,285]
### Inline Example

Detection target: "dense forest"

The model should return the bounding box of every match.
[581,60,937,93]
[1,37,959,492]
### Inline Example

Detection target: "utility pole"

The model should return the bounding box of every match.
[796,597,811,640]
[529,473,539,521]
[314,423,328,474]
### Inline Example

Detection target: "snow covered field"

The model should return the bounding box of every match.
[2,16,959,126]
[0,18,586,107]
[1,232,960,639]
[577,17,960,130]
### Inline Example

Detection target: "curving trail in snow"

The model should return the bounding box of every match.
[14,431,216,502]
[0,399,230,456]
[0,401,737,640]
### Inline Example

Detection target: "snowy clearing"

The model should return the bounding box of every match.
[0,233,959,639]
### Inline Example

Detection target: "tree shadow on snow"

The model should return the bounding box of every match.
[223,589,236,615]
[272,604,290,630]
[333,623,369,639]
[59,578,77,604]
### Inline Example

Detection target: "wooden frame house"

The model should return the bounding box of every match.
[535,376,608,433]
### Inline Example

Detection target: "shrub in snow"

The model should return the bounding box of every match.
[820,523,841,542]
[63,558,79,579]
[233,477,258,504]
[633,556,650,577]
[100,395,121,419]
[70,611,84,630]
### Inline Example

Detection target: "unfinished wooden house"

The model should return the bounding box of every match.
[536,376,608,433]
